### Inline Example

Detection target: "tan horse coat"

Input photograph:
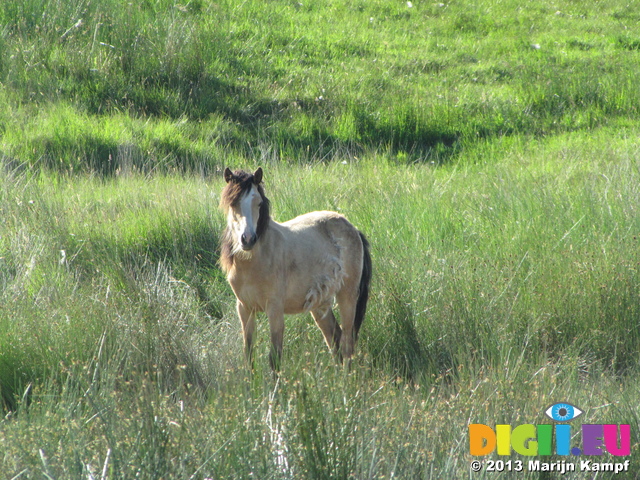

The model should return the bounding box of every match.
[220,168,371,369]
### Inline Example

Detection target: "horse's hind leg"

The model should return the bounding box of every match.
[237,300,256,368]
[311,307,342,359]
[336,290,358,361]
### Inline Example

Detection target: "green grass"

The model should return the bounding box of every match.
[2,131,640,477]
[1,0,640,169]
[1,0,640,478]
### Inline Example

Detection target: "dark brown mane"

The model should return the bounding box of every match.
[220,170,256,208]
[219,168,271,273]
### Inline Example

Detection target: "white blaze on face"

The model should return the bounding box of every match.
[229,184,261,251]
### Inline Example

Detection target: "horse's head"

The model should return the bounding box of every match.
[221,167,270,252]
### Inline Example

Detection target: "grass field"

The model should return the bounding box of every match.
[1,0,639,478]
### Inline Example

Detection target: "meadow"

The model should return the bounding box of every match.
[1,0,639,478]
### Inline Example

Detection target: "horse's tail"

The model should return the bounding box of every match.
[354,232,371,341]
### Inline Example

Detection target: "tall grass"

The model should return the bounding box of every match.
[1,128,639,477]
[2,0,640,477]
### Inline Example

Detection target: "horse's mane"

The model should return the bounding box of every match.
[219,169,271,273]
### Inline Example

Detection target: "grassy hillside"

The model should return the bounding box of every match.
[1,0,639,478]
[1,0,640,170]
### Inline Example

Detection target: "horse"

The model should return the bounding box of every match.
[219,167,372,370]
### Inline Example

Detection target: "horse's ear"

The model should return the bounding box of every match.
[253,167,263,184]
[224,167,233,183]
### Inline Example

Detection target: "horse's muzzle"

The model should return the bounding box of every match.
[241,232,257,250]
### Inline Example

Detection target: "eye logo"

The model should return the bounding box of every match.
[545,403,583,422]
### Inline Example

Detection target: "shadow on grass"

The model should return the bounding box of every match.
[34,61,465,173]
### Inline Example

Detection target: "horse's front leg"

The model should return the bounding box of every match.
[237,300,256,368]
[266,302,285,371]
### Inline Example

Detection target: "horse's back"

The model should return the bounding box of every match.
[276,210,364,313]
[281,210,347,229]
[280,211,362,256]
